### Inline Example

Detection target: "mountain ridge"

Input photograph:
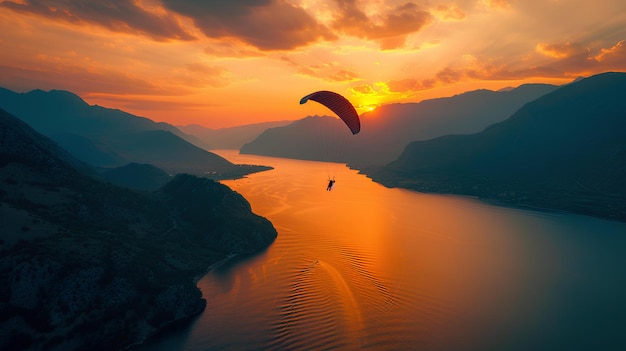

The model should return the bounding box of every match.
[367,71,626,222]
[0,88,269,177]
[241,82,559,166]
[0,107,278,350]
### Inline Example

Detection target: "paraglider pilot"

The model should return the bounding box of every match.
[327,178,336,191]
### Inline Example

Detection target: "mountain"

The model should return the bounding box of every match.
[100,163,171,191]
[241,83,559,167]
[0,108,277,350]
[241,116,353,161]
[178,120,292,150]
[368,72,626,222]
[0,87,189,139]
[0,88,267,176]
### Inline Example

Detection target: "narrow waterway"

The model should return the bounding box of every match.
[141,150,626,351]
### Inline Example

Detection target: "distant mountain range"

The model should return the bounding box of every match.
[367,72,626,222]
[242,115,354,161]
[241,83,559,166]
[178,120,292,150]
[0,88,268,177]
[0,107,277,349]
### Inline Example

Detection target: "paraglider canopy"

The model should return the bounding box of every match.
[300,90,360,135]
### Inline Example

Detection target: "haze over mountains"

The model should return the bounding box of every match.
[0,107,277,349]
[0,88,268,177]
[241,83,559,166]
[178,121,292,150]
[368,72,626,222]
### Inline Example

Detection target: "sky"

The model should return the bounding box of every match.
[1,0,625,128]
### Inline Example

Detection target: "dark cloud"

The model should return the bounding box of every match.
[1,0,433,50]
[331,0,433,49]
[160,0,337,50]
[0,0,195,41]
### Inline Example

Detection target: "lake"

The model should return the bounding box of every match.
[141,150,626,351]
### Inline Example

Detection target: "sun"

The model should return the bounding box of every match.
[356,103,378,114]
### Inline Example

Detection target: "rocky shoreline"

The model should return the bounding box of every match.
[0,175,278,351]
[1,109,278,350]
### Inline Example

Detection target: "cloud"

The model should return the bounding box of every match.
[536,42,588,58]
[0,0,340,50]
[530,40,626,75]
[330,0,433,49]
[203,42,264,58]
[328,69,360,82]
[280,56,361,82]
[594,40,626,67]
[386,39,626,95]
[481,0,511,11]
[0,63,178,96]
[160,0,337,50]
[433,4,466,21]
[0,0,195,41]
[350,84,377,95]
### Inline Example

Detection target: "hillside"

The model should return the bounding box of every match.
[0,108,277,350]
[241,116,353,161]
[368,72,626,222]
[100,163,171,191]
[0,88,268,177]
[241,83,558,166]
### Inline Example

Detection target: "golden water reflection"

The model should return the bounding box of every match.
[140,150,626,351]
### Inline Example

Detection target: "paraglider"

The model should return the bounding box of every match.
[299,90,360,135]
[299,90,360,191]
[326,178,335,191]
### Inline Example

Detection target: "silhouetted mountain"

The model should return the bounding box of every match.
[0,108,277,350]
[52,132,128,167]
[0,109,93,179]
[100,162,171,191]
[178,120,292,150]
[241,116,354,161]
[0,88,268,176]
[0,88,186,138]
[369,72,626,222]
[241,83,558,166]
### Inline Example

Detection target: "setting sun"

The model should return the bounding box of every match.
[356,103,379,114]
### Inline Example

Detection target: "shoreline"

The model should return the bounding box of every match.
[127,253,238,350]
[127,249,270,350]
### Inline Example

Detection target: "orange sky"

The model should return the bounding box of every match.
[1,0,625,128]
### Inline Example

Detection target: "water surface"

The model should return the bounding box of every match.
[142,150,626,351]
